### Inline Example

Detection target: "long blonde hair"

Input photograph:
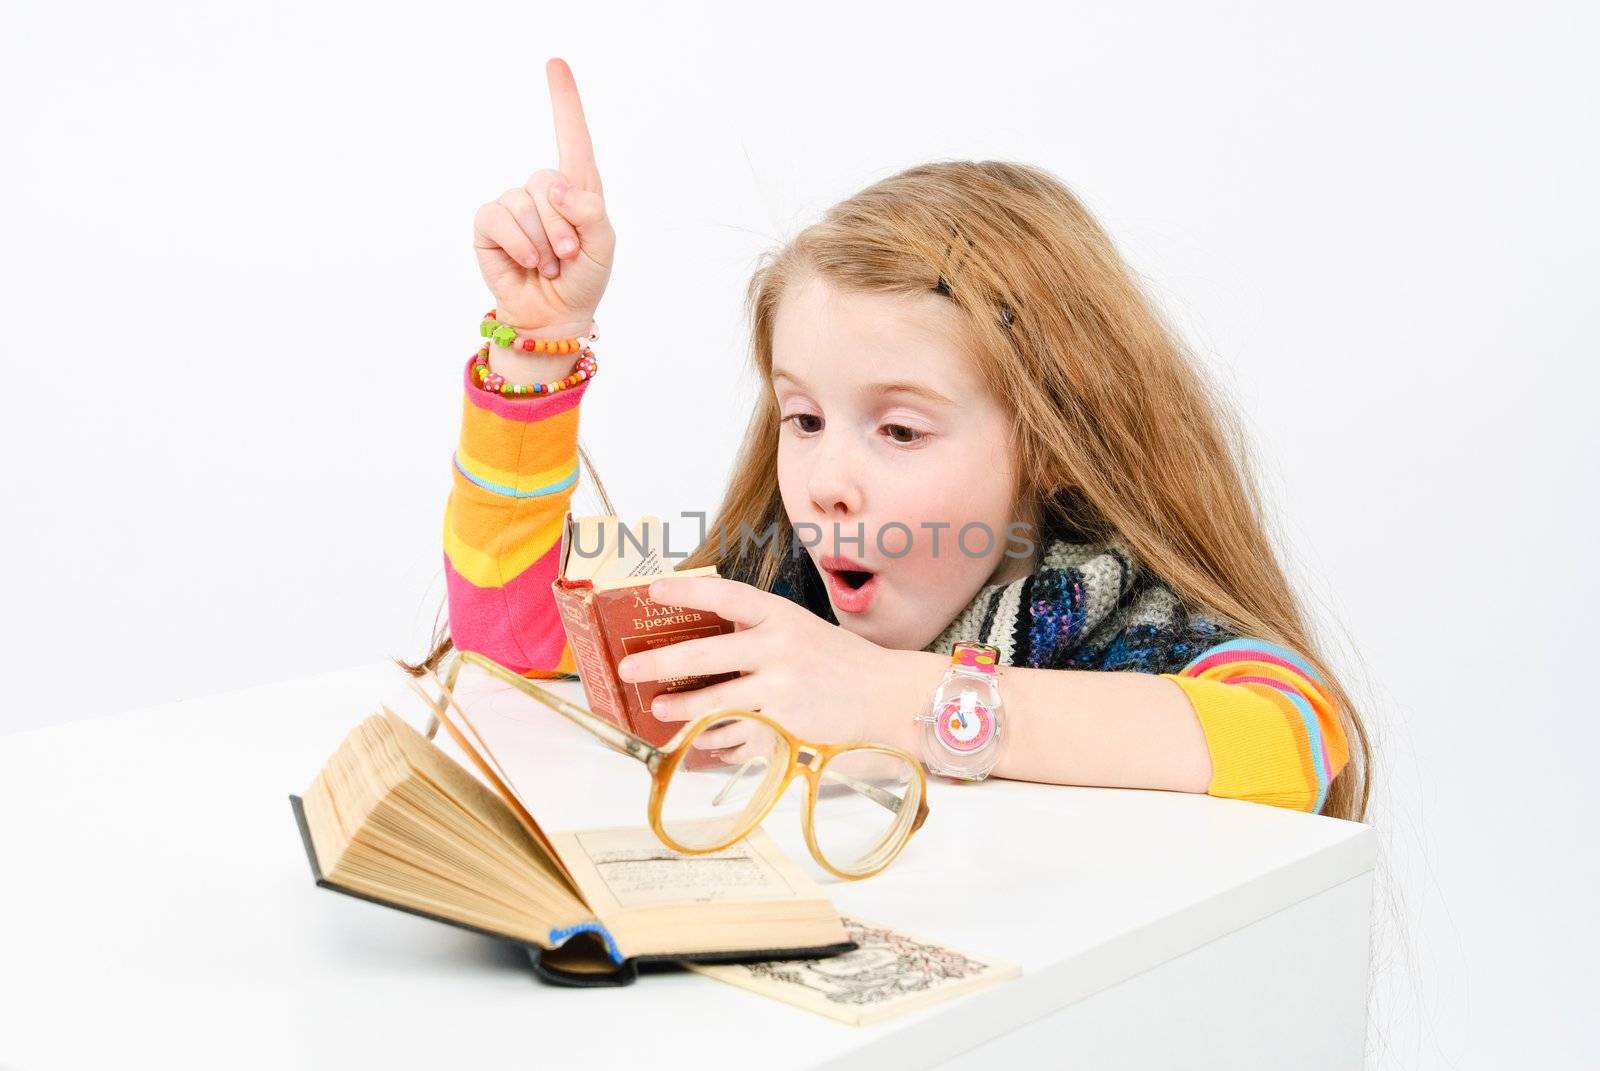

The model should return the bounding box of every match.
[676,160,1371,821]
[405,159,1371,822]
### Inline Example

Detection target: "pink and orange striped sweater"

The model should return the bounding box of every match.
[443,354,1349,815]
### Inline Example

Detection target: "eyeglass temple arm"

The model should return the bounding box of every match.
[819,765,911,814]
[715,757,907,815]
[448,650,663,769]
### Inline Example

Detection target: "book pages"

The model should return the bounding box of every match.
[551,825,807,912]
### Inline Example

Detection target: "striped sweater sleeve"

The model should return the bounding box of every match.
[1159,638,1349,814]
[442,352,588,678]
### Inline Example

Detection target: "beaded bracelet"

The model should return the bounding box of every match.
[479,309,597,354]
[471,344,597,397]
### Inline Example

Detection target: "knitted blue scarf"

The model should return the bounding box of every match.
[762,523,1239,675]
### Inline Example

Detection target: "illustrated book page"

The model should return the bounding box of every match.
[687,915,1021,1025]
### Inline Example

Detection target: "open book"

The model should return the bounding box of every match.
[291,707,851,987]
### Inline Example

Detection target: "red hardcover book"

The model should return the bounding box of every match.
[550,514,738,750]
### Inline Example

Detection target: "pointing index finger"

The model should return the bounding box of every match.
[546,57,599,189]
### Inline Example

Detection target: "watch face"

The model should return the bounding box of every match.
[935,698,995,753]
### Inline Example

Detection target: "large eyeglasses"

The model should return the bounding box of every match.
[415,650,928,881]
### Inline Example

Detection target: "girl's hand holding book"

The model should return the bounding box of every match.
[616,574,943,758]
[471,57,614,370]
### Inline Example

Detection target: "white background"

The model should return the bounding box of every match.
[4,1,1596,1066]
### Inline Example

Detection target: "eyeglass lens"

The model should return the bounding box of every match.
[658,715,792,850]
[810,747,920,875]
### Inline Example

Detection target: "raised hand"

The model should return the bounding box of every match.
[472,57,616,335]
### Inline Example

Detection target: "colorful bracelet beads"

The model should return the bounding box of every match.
[471,344,597,397]
[479,309,596,353]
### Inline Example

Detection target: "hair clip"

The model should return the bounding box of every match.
[934,226,1016,331]
[933,277,1016,331]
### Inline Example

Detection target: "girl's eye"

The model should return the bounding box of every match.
[781,413,924,443]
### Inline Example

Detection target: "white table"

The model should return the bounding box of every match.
[0,663,1376,1070]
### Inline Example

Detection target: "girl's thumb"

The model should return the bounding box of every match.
[548,183,606,231]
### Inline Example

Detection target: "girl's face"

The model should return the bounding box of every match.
[771,274,1035,651]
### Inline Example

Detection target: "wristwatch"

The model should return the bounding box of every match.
[915,641,1005,782]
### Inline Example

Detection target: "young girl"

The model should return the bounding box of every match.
[413,58,1368,822]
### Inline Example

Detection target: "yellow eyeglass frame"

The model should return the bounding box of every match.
[419,650,929,881]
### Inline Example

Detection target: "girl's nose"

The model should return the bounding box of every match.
[806,442,863,517]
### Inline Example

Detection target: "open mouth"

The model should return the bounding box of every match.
[818,556,881,614]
